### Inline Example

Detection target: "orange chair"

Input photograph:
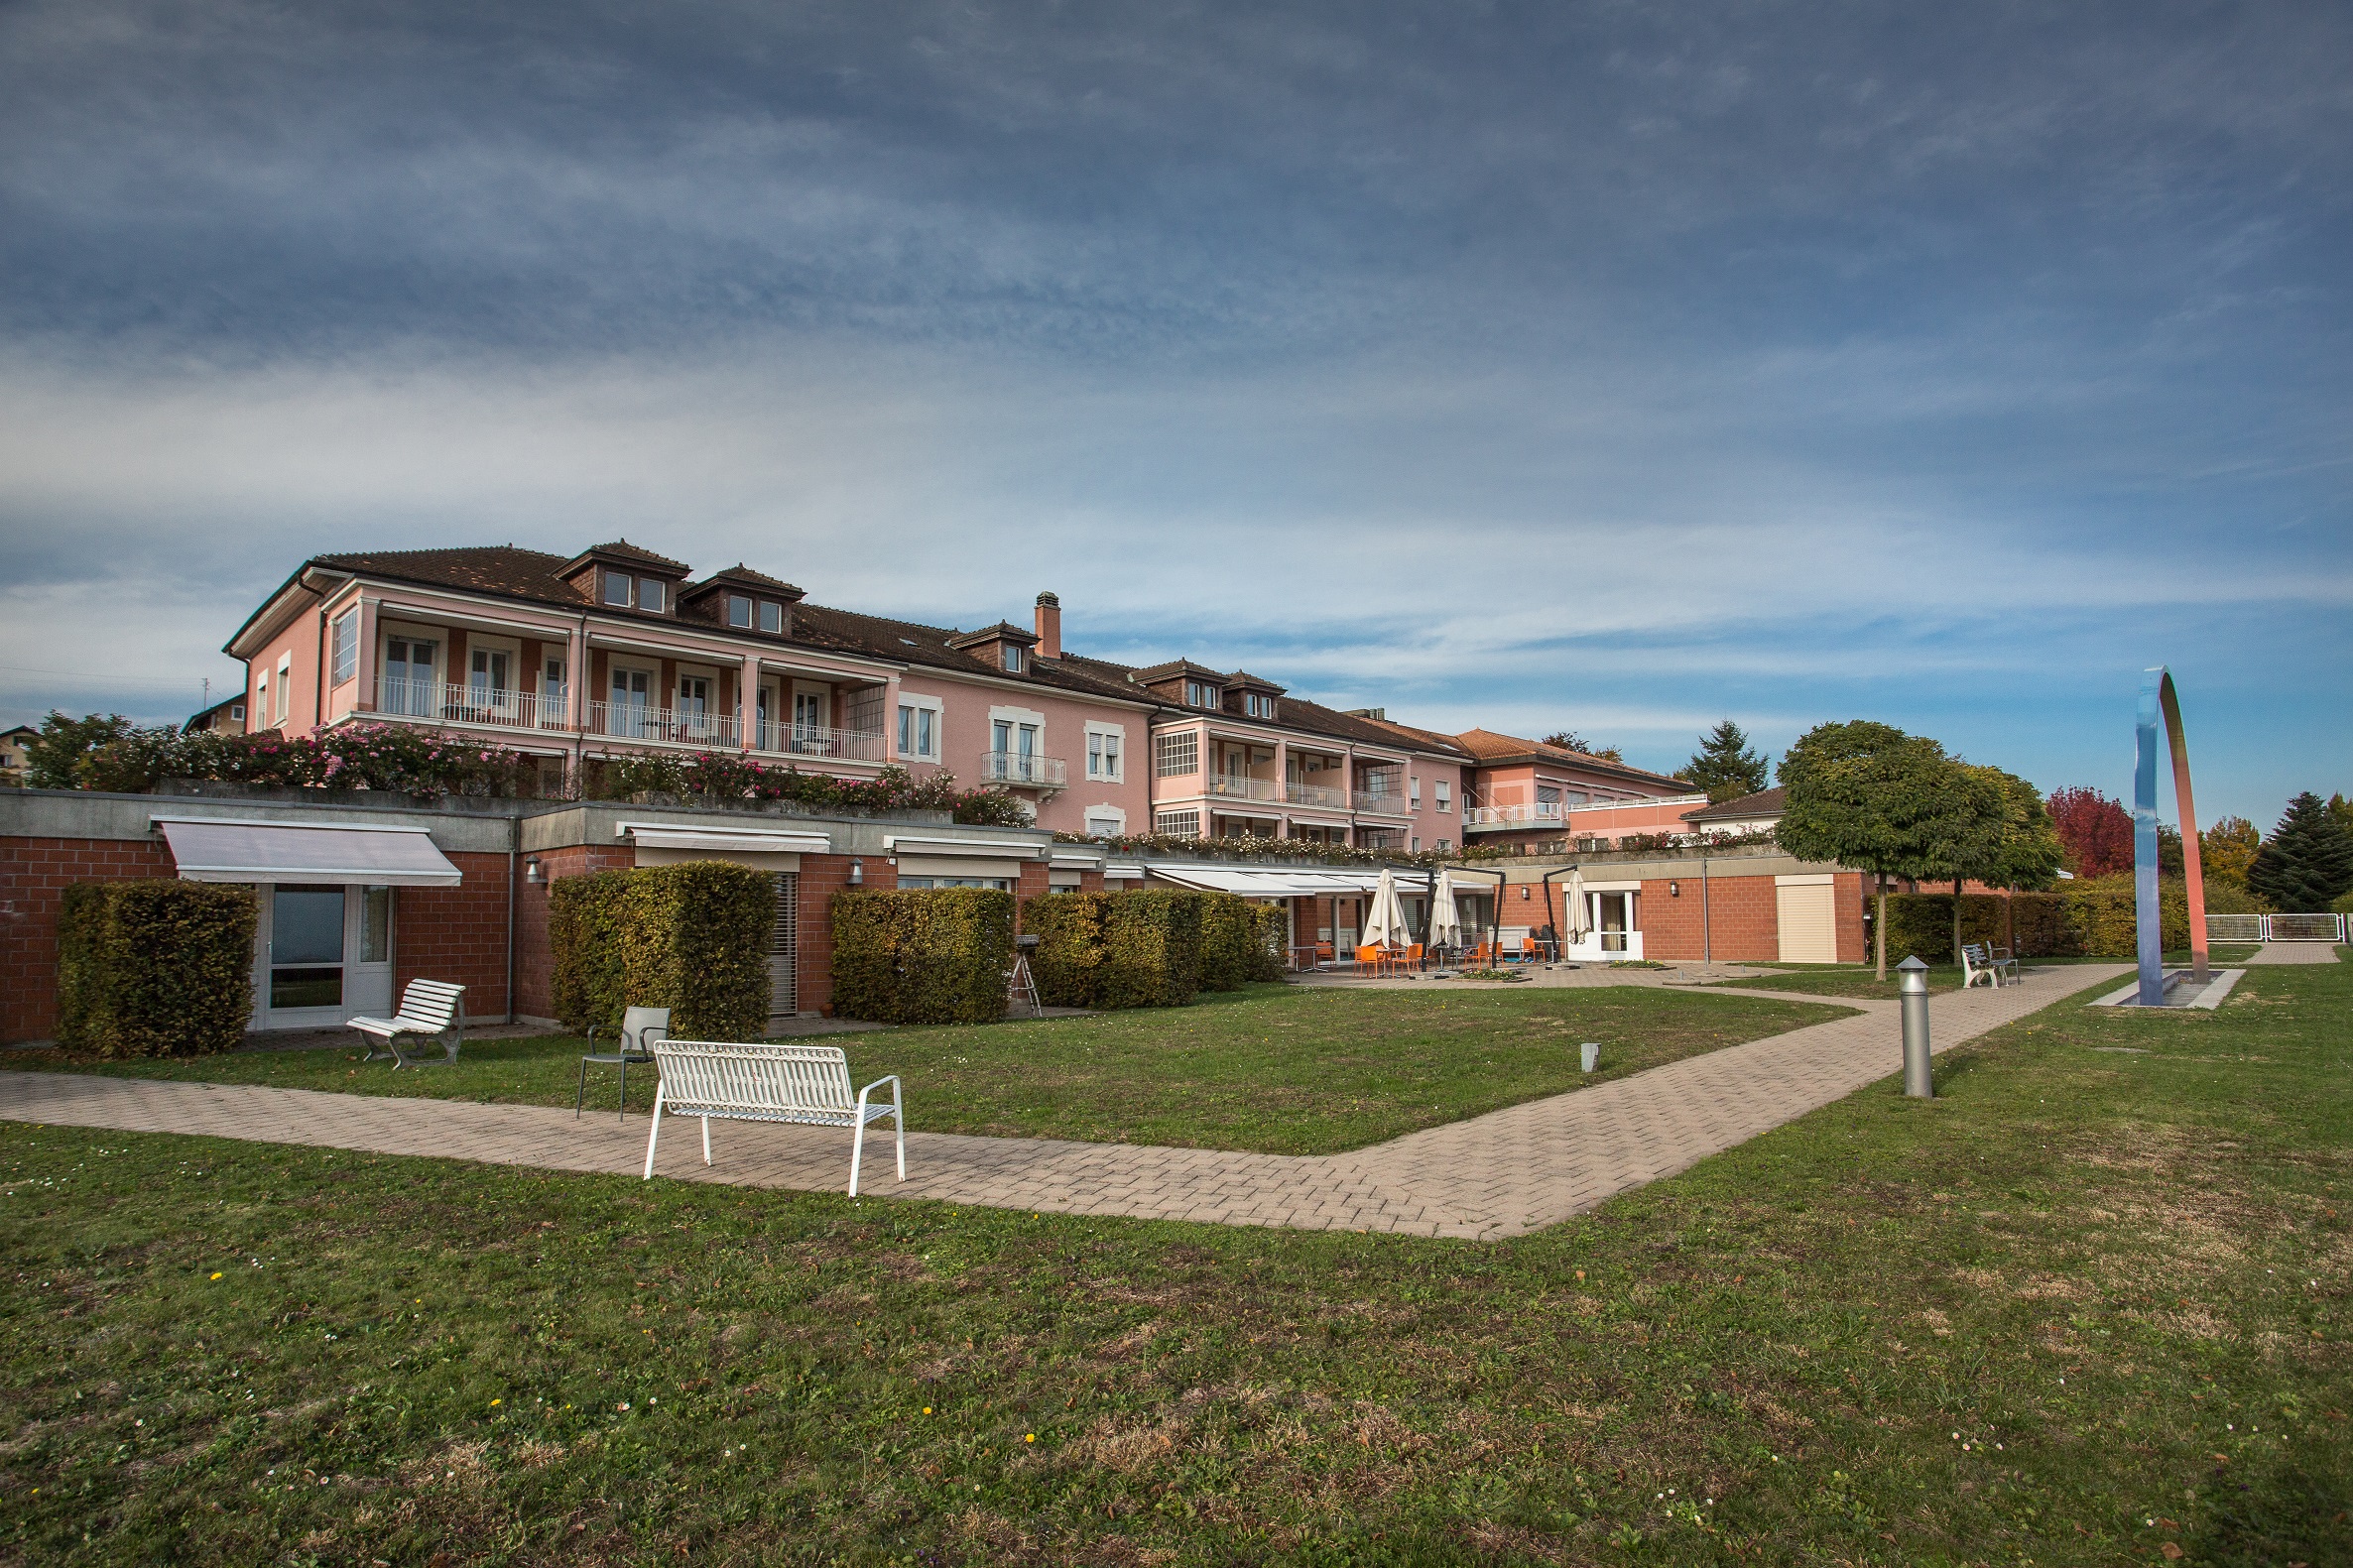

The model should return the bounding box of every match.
[1356,943,1388,975]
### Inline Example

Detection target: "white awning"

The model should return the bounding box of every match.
[1145,863,1432,900]
[881,833,1047,861]
[155,816,463,887]
[617,822,832,855]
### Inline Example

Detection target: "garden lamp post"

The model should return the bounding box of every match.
[1898,954,1932,1098]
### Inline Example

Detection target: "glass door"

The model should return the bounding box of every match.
[678,674,712,741]
[466,649,510,722]
[384,637,437,717]
[267,885,348,1020]
[1596,892,1631,952]
[610,667,652,738]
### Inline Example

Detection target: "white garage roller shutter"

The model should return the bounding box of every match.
[1776,881,1838,964]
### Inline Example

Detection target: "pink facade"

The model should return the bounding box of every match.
[892,670,1154,836]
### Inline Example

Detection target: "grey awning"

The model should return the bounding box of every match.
[618,822,832,855]
[155,816,463,887]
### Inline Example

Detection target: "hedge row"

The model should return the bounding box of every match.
[58,881,257,1057]
[1881,876,2267,963]
[830,889,1016,1025]
[549,861,774,1039]
[1023,891,1285,1011]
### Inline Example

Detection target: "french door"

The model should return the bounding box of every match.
[254,885,395,1030]
[383,638,436,717]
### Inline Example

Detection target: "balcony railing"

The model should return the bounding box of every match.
[979,751,1068,788]
[1353,790,1411,815]
[1207,775,1283,802]
[755,719,889,763]
[1463,801,1568,828]
[588,700,742,749]
[1284,781,1349,810]
[375,678,569,733]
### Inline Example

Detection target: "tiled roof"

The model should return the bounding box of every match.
[1681,785,1787,822]
[695,563,804,597]
[585,539,691,572]
[1453,728,1690,788]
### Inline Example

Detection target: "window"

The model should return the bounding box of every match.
[1155,809,1201,836]
[897,876,1012,891]
[638,577,666,614]
[543,656,568,715]
[1184,679,1218,708]
[1086,728,1122,781]
[253,669,267,721]
[1435,780,1452,812]
[1410,775,1422,806]
[329,609,358,686]
[382,637,435,716]
[1004,645,1024,673]
[758,601,783,634]
[230,703,245,722]
[468,648,510,708]
[275,655,291,725]
[897,701,939,761]
[678,675,711,736]
[1084,809,1125,838]
[602,571,633,607]
[727,594,753,629]
[1411,836,1421,853]
[1436,838,1451,852]
[1154,731,1198,778]
[1242,692,1276,720]
[609,666,653,738]
[794,689,826,740]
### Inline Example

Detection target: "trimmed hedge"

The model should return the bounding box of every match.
[830,889,1015,1025]
[1884,880,2267,962]
[2062,873,2263,958]
[57,881,256,1057]
[549,861,773,1040]
[1023,891,1284,1010]
[1882,894,2010,965]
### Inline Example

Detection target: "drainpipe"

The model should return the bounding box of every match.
[1699,850,1712,971]
[569,610,590,794]
[313,607,328,731]
[505,810,520,1025]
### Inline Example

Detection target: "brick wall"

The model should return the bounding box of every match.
[390,850,516,1023]
[1835,872,1869,963]
[512,843,634,1020]
[2,836,179,1042]
[1638,873,1782,963]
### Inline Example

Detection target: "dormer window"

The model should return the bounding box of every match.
[760,601,783,634]
[1243,693,1277,720]
[1185,679,1219,707]
[638,577,666,614]
[602,571,632,607]
[727,594,753,628]
[1004,645,1025,673]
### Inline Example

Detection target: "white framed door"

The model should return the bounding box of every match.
[252,884,396,1030]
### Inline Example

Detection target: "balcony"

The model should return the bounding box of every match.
[756,719,888,763]
[1353,789,1412,816]
[979,751,1068,788]
[1463,801,1567,832]
[588,699,742,749]
[1284,781,1349,810]
[1207,775,1284,803]
[374,677,569,734]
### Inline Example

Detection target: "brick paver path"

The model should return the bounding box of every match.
[0,965,2126,1240]
[2243,941,2343,965]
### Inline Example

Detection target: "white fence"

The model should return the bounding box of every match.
[2205,912,2346,943]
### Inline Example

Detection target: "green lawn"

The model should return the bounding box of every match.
[2,959,2345,1563]
[5,985,1848,1156]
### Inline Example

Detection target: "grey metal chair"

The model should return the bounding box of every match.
[576,1006,671,1120]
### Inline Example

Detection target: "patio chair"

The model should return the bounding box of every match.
[1355,943,1387,976]
[576,1006,672,1120]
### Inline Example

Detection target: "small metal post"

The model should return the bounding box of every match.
[1898,955,1932,1098]
[1580,1042,1599,1073]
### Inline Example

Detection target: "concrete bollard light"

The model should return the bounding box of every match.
[1580,1042,1600,1073]
[1898,955,1933,1098]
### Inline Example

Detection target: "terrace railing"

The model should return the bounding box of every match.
[753,719,888,763]
[375,677,566,733]
[1352,790,1411,816]
[979,751,1069,787]
[1208,775,1284,803]
[1463,801,1566,828]
[589,700,741,749]
[1284,781,1349,810]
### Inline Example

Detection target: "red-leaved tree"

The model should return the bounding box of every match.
[2047,785,2134,878]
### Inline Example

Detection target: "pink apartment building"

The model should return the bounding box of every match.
[220,543,1527,849]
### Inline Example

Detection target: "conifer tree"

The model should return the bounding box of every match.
[2246,792,2353,911]
[1678,719,1770,803]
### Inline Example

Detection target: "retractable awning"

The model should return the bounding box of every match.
[154,816,463,887]
[617,822,832,855]
[1146,864,1432,899]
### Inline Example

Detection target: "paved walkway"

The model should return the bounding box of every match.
[2243,941,2343,965]
[0,965,2126,1241]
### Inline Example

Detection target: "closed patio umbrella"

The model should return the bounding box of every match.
[1363,867,1409,948]
[1428,868,1464,950]
[1561,865,1591,944]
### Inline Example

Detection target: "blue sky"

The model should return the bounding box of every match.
[1,1,2346,827]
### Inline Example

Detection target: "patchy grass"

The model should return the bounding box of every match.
[1,960,2346,1563]
[5,984,1845,1156]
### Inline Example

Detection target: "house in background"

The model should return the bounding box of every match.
[184,696,248,735]
[1680,785,1787,837]
[1372,725,1704,852]
[0,725,36,783]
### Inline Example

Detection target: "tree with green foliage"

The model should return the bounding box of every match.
[1678,719,1770,803]
[1922,765,2064,962]
[2199,816,2262,890]
[2246,792,2353,912]
[1777,720,1982,979]
[23,711,137,789]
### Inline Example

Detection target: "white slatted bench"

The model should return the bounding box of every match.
[347,979,466,1068]
[1959,942,2018,990]
[642,1040,904,1196]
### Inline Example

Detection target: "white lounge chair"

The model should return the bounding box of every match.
[642,1040,903,1196]
[348,979,466,1068]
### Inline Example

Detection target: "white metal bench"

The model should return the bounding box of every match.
[348,979,466,1068]
[642,1040,904,1196]
[1959,942,2018,989]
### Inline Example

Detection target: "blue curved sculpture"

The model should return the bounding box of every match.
[2135,666,2209,1006]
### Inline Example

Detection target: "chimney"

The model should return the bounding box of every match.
[1034,591,1061,659]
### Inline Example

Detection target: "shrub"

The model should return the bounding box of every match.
[1021,890,1281,1009]
[549,862,773,1039]
[1882,894,2010,964]
[2061,874,2265,958]
[1023,893,1111,1010]
[2004,893,2078,957]
[1197,896,1286,991]
[56,881,257,1057]
[830,889,1014,1025]
[589,753,1030,825]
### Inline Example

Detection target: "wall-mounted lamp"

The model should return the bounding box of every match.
[1668,880,1680,897]
[849,856,863,887]
[525,857,543,885]
[1520,884,1531,900]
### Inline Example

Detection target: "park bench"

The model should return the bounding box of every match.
[641,1040,904,1196]
[1959,942,2019,990]
[347,979,466,1068]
